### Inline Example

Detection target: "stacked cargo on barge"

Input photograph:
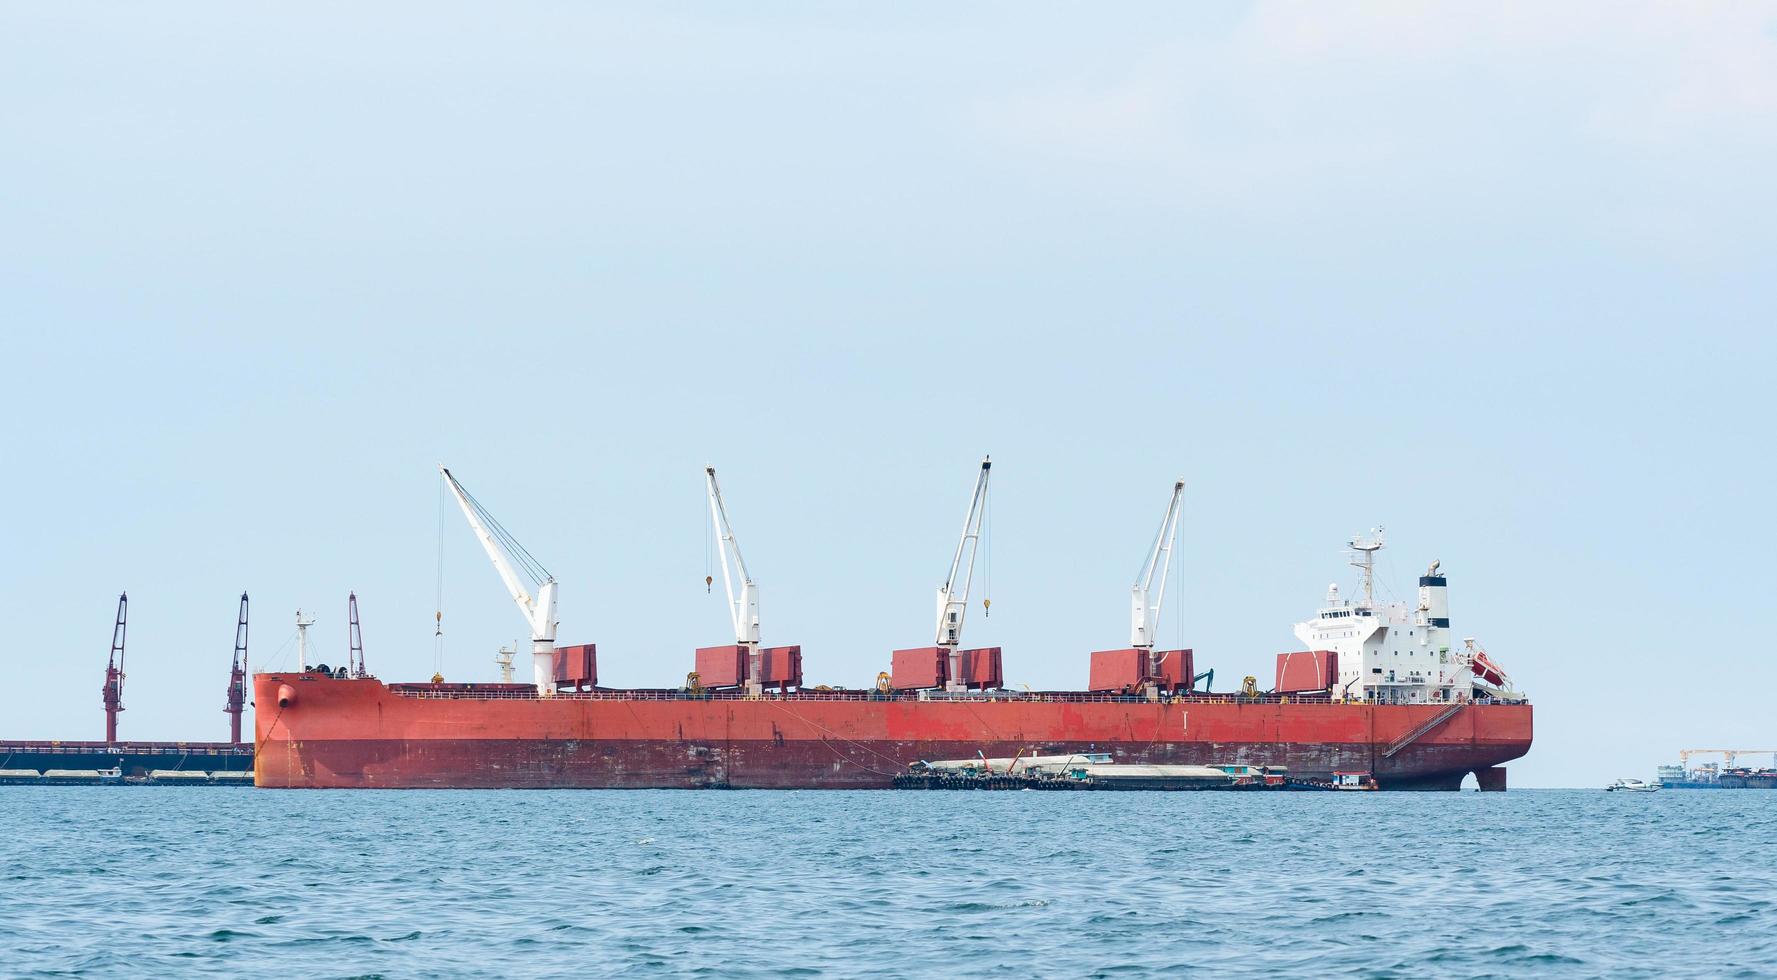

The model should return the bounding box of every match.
[255,465,1532,791]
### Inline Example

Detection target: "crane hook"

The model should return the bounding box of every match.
[705,575,713,593]
[983,598,991,618]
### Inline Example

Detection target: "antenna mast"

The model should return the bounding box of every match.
[1349,526,1385,606]
[296,609,315,671]
[102,592,127,743]
[225,592,248,743]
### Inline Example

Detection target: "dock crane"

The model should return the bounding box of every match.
[705,465,761,694]
[347,592,366,678]
[224,593,248,744]
[102,592,127,743]
[935,457,991,692]
[440,466,558,696]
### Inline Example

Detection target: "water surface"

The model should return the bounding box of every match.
[2,788,1772,977]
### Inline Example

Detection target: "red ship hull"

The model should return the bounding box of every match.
[254,674,1531,791]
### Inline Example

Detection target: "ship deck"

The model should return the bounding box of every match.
[383,681,1530,708]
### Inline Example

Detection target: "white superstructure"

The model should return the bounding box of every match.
[1293,528,1477,704]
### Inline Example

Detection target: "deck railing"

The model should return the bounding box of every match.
[384,685,1529,707]
[0,741,252,755]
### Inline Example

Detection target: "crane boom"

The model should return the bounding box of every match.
[1130,480,1185,649]
[705,466,760,648]
[439,466,558,695]
[936,457,992,650]
[1680,749,1777,767]
[225,592,248,744]
[232,592,249,673]
[103,592,127,743]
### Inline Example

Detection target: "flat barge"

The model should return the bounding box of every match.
[892,756,1313,790]
[0,741,254,785]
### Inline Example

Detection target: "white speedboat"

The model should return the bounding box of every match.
[1605,777,1658,792]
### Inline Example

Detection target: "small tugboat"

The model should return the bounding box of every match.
[1332,771,1377,791]
[1605,777,1659,792]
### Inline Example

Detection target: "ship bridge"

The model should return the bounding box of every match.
[1294,531,1514,705]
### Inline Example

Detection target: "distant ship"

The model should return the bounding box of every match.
[1659,751,1777,789]
[254,464,1532,791]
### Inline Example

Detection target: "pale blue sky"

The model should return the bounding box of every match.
[3,3,1774,787]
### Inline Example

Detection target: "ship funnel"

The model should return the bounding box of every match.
[1417,566,1449,628]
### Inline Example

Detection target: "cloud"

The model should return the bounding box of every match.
[973,2,1777,239]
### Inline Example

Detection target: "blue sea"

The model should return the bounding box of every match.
[2,788,1773,977]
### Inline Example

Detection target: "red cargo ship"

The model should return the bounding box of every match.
[253,676,1529,790]
[252,466,1532,791]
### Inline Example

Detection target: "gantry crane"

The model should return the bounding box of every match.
[224,592,248,743]
[440,466,559,696]
[934,457,991,692]
[1679,749,1777,769]
[705,465,762,693]
[102,592,127,743]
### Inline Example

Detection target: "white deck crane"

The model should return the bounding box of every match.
[1130,479,1185,649]
[936,456,992,691]
[705,465,761,693]
[440,466,559,696]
